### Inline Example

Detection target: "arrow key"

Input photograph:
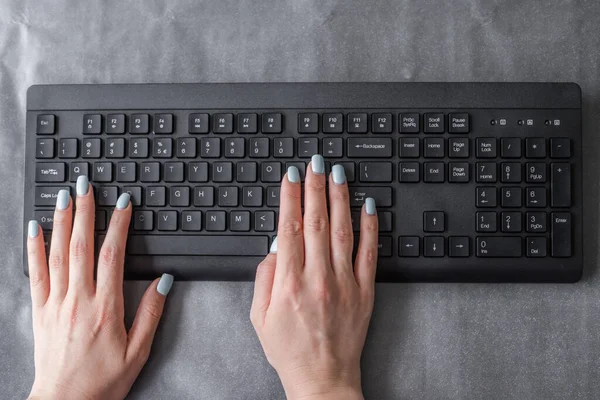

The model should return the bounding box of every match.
[398,236,420,257]
[424,211,445,232]
[424,236,445,257]
[449,237,470,257]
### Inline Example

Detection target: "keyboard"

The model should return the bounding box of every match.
[23,83,582,282]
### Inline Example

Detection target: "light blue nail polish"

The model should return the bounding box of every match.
[270,236,278,253]
[116,193,131,210]
[365,197,376,215]
[56,189,70,210]
[76,175,89,196]
[28,220,39,238]
[331,164,346,185]
[311,154,325,175]
[287,166,300,183]
[157,273,174,296]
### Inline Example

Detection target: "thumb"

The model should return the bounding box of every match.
[126,273,173,366]
[250,240,277,328]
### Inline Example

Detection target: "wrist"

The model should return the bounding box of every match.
[279,366,363,400]
[29,380,93,400]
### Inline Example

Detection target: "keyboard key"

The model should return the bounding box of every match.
[334,162,356,183]
[359,162,392,183]
[551,212,571,257]
[182,211,202,231]
[347,138,392,158]
[423,211,444,232]
[82,138,101,158]
[97,186,118,206]
[92,162,112,182]
[158,211,178,231]
[154,114,173,134]
[213,113,233,134]
[213,162,233,182]
[225,138,245,158]
[127,235,268,256]
[297,138,318,158]
[476,138,497,158]
[189,113,209,134]
[448,138,469,158]
[526,163,546,183]
[347,113,368,133]
[230,211,251,231]
[129,138,149,158]
[36,138,54,159]
[526,187,546,207]
[169,187,190,207]
[501,187,522,207]
[255,211,275,231]
[348,187,392,207]
[59,138,78,159]
[501,138,521,158]
[189,162,209,183]
[34,210,55,230]
[106,138,125,158]
[424,138,444,158]
[449,163,469,183]
[526,237,547,257]
[274,138,294,158]
[237,113,258,133]
[424,236,444,257]
[500,162,521,183]
[249,138,269,158]
[526,138,546,158]
[477,187,496,207]
[262,113,282,133]
[423,162,444,183]
[323,113,343,133]
[551,163,571,207]
[116,162,136,182]
[36,114,55,134]
[476,162,496,183]
[140,162,160,182]
[95,210,107,231]
[122,186,142,206]
[153,138,172,158]
[399,163,420,183]
[70,162,88,182]
[34,186,70,206]
[194,187,215,206]
[424,113,444,133]
[83,114,102,134]
[200,137,221,158]
[298,113,319,133]
[35,162,66,182]
[372,113,392,133]
[526,212,546,233]
[448,113,469,133]
[377,237,393,257]
[398,236,420,257]
[476,237,521,257]
[501,212,521,233]
[550,138,571,158]
[218,187,239,207]
[399,113,420,133]
[106,114,125,134]
[267,187,280,207]
[130,114,149,134]
[399,138,420,158]
[261,162,282,182]
[133,211,153,231]
[242,187,263,207]
[176,138,197,158]
[449,237,470,257]
[476,211,497,232]
[323,138,343,158]
[378,212,393,232]
[146,186,166,206]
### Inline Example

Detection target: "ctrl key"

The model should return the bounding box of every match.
[476,237,521,257]
[34,210,55,230]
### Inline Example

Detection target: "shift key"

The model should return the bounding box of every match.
[347,138,393,158]
[349,187,393,207]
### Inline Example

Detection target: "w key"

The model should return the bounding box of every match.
[359,162,392,182]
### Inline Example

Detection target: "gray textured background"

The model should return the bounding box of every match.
[1,1,599,399]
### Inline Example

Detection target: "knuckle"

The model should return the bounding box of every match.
[92,306,119,335]
[75,200,94,216]
[282,219,303,237]
[100,243,122,267]
[330,188,349,202]
[306,216,328,233]
[333,226,353,244]
[48,253,66,271]
[29,270,47,288]
[363,220,378,233]
[284,187,302,200]
[359,246,378,265]
[70,236,90,261]
[313,278,332,304]
[52,213,71,228]
[141,301,163,323]
[307,179,326,194]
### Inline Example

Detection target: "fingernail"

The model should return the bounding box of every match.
[311,154,325,175]
[287,166,300,183]
[76,175,89,196]
[331,164,346,185]
[56,189,70,210]
[270,236,278,253]
[116,193,131,210]
[157,273,174,296]
[28,220,39,238]
[365,197,376,215]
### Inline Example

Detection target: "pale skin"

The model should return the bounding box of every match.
[27,161,378,399]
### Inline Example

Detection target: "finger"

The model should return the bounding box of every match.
[27,221,49,309]
[48,189,72,300]
[126,274,173,367]
[68,176,95,293]
[354,198,378,291]
[328,165,353,274]
[303,154,330,271]
[250,249,277,328]
[97,193,131,309]
[273,166,304,287]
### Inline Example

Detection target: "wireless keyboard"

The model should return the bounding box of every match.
[23,83,582,282]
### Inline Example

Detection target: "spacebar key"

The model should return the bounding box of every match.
[127,235,269,256]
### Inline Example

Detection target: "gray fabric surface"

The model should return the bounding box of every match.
[1,0,599,399]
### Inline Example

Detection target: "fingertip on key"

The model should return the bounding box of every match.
[116,193,131,210]
[331,164,346,185]
[28,220,39,238]
[365,197,376,215]
[76,175,89,196]
[287,166,300,183]
[56,189,70,210]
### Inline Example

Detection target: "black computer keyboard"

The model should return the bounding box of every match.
[24,83,582,282]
